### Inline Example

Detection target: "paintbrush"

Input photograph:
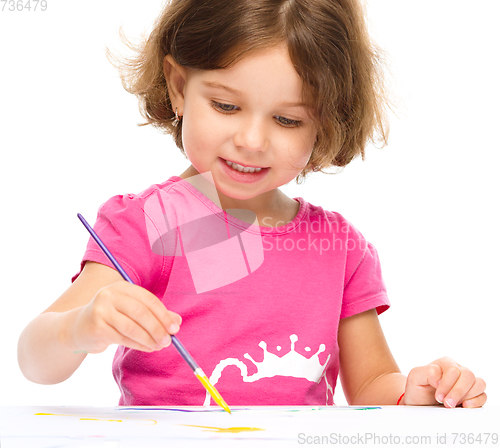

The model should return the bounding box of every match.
[77,213,231,414]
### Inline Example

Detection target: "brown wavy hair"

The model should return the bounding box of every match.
[107,0,392,182]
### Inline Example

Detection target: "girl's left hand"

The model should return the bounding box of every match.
[403,357,487,408]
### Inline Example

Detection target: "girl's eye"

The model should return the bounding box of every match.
[275,115,301,128]
[211,101,301,128]
[212,101,239,113]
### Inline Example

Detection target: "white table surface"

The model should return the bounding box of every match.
[0,405,498,447]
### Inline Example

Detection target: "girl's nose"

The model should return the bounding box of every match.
[233,117,268,152]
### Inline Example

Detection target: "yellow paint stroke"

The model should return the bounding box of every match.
[34,413,156,425]
[181,424,264,433]
[79,418,123,422]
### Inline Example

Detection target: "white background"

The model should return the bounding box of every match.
[1,0,498,407]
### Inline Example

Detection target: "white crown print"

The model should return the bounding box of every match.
[203,335,332,406]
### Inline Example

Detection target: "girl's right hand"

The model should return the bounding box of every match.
[70,281,182,354]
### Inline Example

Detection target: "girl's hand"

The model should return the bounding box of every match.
[70,281,182,354]
[403,357,486,408]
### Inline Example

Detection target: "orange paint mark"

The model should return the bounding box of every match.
[182,424,264,433]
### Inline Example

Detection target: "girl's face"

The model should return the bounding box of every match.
[165,45,317,209]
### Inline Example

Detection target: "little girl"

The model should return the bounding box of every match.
[18,0,486,408]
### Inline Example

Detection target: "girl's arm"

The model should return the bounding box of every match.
[17,261,181,385]
[338,309,405,405]
[338,309,487,407]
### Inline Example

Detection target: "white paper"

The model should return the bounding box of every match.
[0,406,498,447]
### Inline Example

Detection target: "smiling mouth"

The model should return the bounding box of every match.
[223,159,268,173]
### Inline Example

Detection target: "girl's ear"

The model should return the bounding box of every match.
[163,55,187,116]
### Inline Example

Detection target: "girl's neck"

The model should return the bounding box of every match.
[178,165,299,228]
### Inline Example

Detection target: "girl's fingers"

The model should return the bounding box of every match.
[103,319,160,353]
[98,282,181,348]
[408,363,443,390]
[404,364,443,405]
[432,358,481,408]
[87,281,182,352]
[458,377,487,406]
[405,358,487,408]
[433,364,462,406]
[441,369,475,408]
[114,299,167,347]
[462,391,487,409]
[115,282,182,335]
[108,308,164,351]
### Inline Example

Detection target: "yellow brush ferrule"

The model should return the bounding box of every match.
[194,368,231,414]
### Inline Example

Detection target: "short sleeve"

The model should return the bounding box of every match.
[72,193,166,292]
[340,223,390,319]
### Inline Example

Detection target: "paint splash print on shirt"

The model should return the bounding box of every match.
[203,334,333,406]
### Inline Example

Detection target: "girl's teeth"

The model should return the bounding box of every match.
[225,160,262,173]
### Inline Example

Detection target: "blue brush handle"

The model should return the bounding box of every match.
[77,213,199,372]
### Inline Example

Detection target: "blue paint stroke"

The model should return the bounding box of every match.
[116,406,381,413]
[117,407,226,413]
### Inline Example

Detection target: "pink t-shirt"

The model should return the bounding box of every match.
[73,175,389,406]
